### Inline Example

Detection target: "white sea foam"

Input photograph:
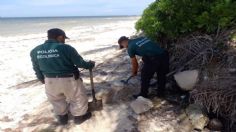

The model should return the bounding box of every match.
[0,17,138,89]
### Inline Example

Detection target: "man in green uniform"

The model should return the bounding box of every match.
[118,36,169,98]
[30,28,95,125]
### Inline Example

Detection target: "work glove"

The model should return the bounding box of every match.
[40,79,45,84]
[89,60,95,69]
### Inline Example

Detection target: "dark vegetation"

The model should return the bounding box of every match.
[136,0,236,41]
[135,0,236,131]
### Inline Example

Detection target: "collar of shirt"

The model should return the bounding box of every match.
[45,39,59,44]
[128,39,133,46]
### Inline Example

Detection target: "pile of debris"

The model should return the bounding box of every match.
[168,28,236,131]
[191,69,236,130]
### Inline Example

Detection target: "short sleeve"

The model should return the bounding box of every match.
[128,45,136,58]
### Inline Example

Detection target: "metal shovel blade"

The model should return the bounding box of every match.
[120,75,133,85]
[88,99,103,112]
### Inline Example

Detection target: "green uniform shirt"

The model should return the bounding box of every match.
[128,37,164,58]
[30,40,93,80]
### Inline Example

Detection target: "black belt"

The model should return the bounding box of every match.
[45,74,74,78]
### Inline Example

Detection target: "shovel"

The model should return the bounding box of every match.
[88,69,103,112]
[120,75,133,85]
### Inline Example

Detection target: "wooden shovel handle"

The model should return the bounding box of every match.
[89,69,97,101]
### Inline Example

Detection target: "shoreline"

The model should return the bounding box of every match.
[0,15,140,19]
[0,17,138,89]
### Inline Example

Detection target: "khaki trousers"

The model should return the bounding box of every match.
[45,77,88,116]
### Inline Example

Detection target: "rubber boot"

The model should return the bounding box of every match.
[74,112,92,125]
[58,114,68,125]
